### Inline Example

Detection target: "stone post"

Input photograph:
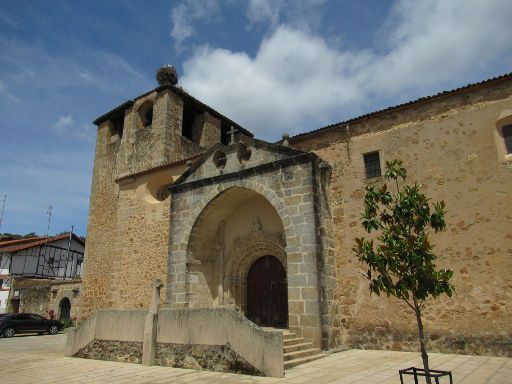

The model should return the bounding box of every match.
[142,279,163,366]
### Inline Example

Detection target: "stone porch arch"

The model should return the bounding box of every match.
[167,165,324,347]
[182,186,286,307]
[181,182,294,256]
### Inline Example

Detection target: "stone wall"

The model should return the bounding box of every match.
[74,340,262,375]
[75,340,142,364]
[155,343,262,375]
[105,168,175,311]
[49,279,82,320]
[8,278,81,321]
[67,307,282,377]
[9,278,50,316]
[156,307,282,377]
[80,86,221,319]
[79,123,118,317]
[290,77,512,356]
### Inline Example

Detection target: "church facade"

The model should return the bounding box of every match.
[80,67,512,356]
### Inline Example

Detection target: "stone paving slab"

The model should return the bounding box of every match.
[0,333,510,383]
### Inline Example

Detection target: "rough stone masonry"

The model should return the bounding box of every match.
[79,67,512,357]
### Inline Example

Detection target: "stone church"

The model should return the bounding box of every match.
[76,66,511,373]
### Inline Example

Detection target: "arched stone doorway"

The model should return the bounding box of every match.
[59,297,71,321]
[247,255,288,328]
[182,187,288,318]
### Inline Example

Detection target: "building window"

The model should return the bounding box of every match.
[182,99,202,143]
[143,107,153,127]
[109,112,125,143]
[138,101,154,128]
[495,111,512,161]
[504,124,512,154]
[364,152,381,178]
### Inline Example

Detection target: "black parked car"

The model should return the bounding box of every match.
[0,313,64,337]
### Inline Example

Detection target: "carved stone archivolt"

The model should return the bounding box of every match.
[232,229,285,249]
[223,230,286,310]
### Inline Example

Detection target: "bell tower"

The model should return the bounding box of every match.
[81,65,252,317]
[93,65,227,180]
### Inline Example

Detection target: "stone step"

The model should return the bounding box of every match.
[283,342,313,353]
[284,353,327,370]
[283,337,304,346]
[283,348,322,361]
[282,332,297,340]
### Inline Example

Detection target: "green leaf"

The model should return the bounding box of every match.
[354,159,453,310]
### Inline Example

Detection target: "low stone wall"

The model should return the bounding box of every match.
[344,327,512,358]
[157,308,283,376]
[66,309,146,356]
[73,339,262,375]
[66,307,283,377]
[75,340,143,364]
[155,343,262,375]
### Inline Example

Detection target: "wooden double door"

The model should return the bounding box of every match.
[247,255,288,328]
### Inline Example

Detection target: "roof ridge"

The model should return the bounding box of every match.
[0,233,84,253]
[93,84,253,137]
[115,152,205,183]
[0,237,46,247]
[290,71,512,141]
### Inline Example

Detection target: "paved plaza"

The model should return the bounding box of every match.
[0,333,510,383]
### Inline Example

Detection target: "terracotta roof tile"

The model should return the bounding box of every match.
[0,233,84,253]
[0,237,46,249]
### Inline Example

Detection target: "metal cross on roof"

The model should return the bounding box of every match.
[228,125,238,145]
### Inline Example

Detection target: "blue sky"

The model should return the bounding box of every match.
[0,0,511,237]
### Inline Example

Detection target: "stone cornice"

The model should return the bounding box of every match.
[169,152,318,194]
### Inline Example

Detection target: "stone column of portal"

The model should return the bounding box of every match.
[142,279,163,366]
[217,221,225,305]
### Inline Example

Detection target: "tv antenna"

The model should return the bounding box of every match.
[46,204,53,238]
[0,194,7,232]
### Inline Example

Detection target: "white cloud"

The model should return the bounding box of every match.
[181,0,512,140]
[246,0,326,32]
[52,115,95,142]
[367,0,512,94]
[54,115,74,130]
[182,27,367,136]
[0,11,20,29]
[0,80,20,103]
[170,0,220,50]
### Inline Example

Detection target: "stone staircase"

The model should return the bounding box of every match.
[282,331,326,370]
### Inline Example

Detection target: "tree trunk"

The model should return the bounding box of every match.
[413,297,432,384]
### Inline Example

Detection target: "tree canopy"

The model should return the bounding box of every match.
[353,159,454,381]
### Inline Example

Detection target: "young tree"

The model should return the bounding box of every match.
[353,160,454,383]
